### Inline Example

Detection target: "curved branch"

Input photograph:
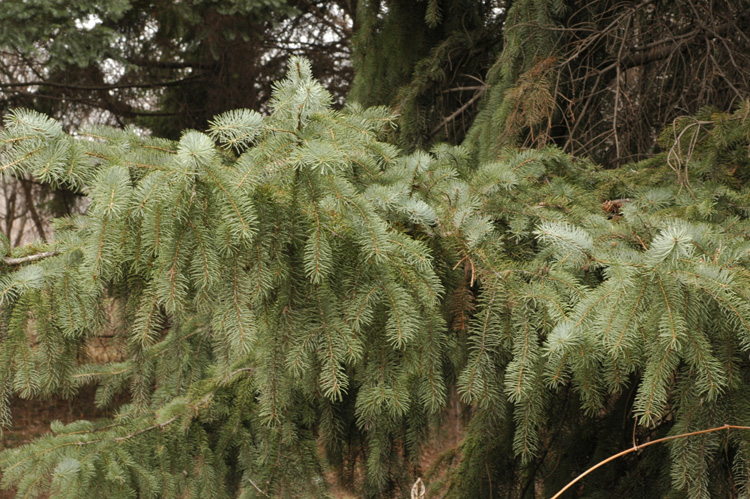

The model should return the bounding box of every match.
[20,178,46,241]
[550,424,750,499]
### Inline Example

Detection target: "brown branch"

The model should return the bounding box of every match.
[20,178,46,241]
[620,21,734,70]
[122,110,181,118]
[550,424,750,499]
[1,87,180,117]
[4,181,17,241]
[430,87,487,138]
[12,215,26,248]
[125,58,215,70]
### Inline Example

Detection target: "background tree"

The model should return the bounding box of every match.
[0,0,355,251]
[0,0,354,136]
[353,0,750,166]
[4,0,749,160]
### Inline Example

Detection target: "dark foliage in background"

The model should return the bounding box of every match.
[0,0,354,136]
[0,0,354,247]
[351,0,750,166]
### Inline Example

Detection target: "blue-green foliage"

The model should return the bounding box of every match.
[3,59,750,498]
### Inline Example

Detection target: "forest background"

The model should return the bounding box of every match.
[1,0,750,497]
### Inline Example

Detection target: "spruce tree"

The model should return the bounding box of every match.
[3,57,750,499]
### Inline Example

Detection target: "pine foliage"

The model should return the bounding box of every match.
[3,59,750,498]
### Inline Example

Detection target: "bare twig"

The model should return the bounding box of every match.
[0,75,203,91]
[550,424,750,499]
[430,87,487,137]
[126,58,215,69]
[20,178,46,241]
[247,478,270,497]
[2,250,59,265]
[441,85,487,93]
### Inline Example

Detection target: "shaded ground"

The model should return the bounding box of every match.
[0,386,123,498]
[2,388,113,450]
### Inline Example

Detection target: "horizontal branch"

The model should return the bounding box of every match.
[621,21,735,70]
[112,415,180,443]
[125,58,216,70]
[1,87,179,118]
[2,250,59,265]
[441,85,487,94]
[0,75,203,91]
[122,109,181,118]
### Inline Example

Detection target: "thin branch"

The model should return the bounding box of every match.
[0,75,203,91]
[125,58,215,69]
[430,87,487,138]
[441,85,487,93]
[20,178,46,241]
[620,21,735,70]
[12,215,26,248]
[112,415,180,443]
[247,478,270,497]
[2,250,59,265]
[550,424,750,499]
[1,87,180,117]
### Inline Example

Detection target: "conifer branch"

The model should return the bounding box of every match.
[112,415,181,443]
[1,57,750,498]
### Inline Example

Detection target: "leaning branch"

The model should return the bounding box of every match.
[2,250,59,265]
[430,87,487,138]
[20,178,46,241]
